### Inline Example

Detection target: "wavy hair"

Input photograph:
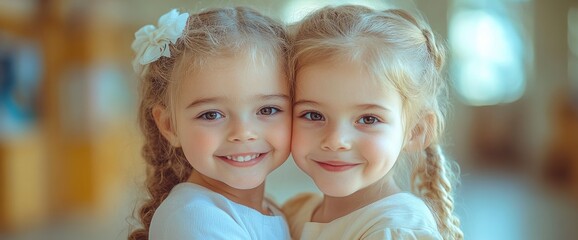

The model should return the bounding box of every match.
[128,7,289,240]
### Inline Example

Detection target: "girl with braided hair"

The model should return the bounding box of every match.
[129,7,292,240]
[283,5,463,240]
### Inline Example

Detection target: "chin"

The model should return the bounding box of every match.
[316,181,356,197]
[225,177,265,190]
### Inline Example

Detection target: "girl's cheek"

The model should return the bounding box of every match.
[358,133,404,167]
[291,127,312,158]
[274,125,291,140]
[270,121,292,152]
[364,136,387,153]
[185,128,219,150]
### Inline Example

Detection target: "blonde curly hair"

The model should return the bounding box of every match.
[128,6,289,240]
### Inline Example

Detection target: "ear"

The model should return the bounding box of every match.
[404,112,435,152]
[152,104,180,147]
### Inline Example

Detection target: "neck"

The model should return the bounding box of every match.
[313,176,401,223]
[187,170,269,215]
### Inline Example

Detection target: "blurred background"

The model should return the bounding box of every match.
[1,0,577,239]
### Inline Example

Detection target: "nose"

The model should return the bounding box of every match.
[321,123,352,152]
[227,117,258,142]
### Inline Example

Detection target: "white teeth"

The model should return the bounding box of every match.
[224,154,260,162]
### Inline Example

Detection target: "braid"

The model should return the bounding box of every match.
[386,9,445,72]
[389,12,459,237]
[412,144,463,240]
[290,5,462,238]
[421,28,445,72]
[128,91,192,240]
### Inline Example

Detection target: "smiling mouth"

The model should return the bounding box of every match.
[315,160,360,172]
[216,152,269,167]
[223,153,263,162]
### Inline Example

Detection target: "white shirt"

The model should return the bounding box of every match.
[283,192,441,240]
[149,182,291,240]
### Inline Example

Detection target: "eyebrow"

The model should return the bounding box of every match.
[294,100,391,112]
[185,97,221,109]
[186,94,290,109]
[356,104,392,112]
[293,100,319,107]
[259,94,291,102]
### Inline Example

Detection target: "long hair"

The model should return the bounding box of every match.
[291,5,462,239]
[128,7,289,240]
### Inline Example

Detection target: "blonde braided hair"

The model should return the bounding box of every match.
[291,5,463,239]
[413,144,463,240]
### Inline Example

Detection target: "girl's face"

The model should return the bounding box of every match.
[170,53,291,190]
[292,59,407,197]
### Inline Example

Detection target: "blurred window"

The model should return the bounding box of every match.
[449,0,530,106]
[0,38,41,137]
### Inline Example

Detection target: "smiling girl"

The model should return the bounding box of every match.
[129,7,292,240]
[283,5,463,240]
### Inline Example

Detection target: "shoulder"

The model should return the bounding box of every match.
[361,228,442,240]
[360,193,441,239]
[281,193,318,213]
[378,193,434,216]
[154,182,231,215]
[281,193,322,239]
[281,192,321,221]
[372,193,437,226]
[149,183,247,239]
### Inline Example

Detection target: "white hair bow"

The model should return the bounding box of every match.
[131,9,189,74]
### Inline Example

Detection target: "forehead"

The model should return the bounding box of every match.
[175,53,288,105]
[295,59,403,112]
[297,59,391,94]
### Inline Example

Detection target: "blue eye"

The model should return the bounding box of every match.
[357,115,380,124]
[258,107,281,115]
[300,112,324,121]
[198,111,224,120]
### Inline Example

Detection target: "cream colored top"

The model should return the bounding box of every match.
[282,192,441,240]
